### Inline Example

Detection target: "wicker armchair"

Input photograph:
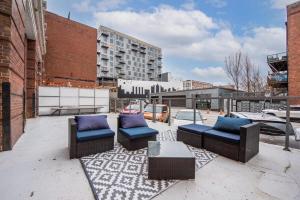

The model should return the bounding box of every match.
[117,117,158,150]
[68,118,115,159]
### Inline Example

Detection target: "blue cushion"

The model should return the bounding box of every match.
[119,127,158,139]
[119,114,148,128]
[178,124,213,135]
[75,115,109,131]
[204,129,240,143]
[213,116,252,134]
[77,129,115,142]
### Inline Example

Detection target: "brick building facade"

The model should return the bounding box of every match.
[0,0,46,151]
[44,12,97,88]
[287,2,300,104]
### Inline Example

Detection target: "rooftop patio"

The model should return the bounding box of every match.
[0,113,299,200]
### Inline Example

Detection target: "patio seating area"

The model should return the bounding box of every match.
[0,114,299,200]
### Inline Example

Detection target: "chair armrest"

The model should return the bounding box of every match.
[68,118,77,159]
[239,122,261,163]
[117,117,121,134]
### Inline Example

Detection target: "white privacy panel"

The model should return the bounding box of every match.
[60,87,78,97]
[95,97,109,106]
[38,86,110,115]
[79,89,94,97]
[39,97,59,106]
[95,89,109,97]
[60,97,78,106]
[39,87,59,97]
[79,98,94,106]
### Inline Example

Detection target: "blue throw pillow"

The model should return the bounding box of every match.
[75,115,109,131]
[119,114,148,128]
[213,116,251,134]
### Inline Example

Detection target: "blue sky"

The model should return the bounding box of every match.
[47,0,296,85]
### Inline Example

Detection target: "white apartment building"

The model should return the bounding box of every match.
[97,26,162,83]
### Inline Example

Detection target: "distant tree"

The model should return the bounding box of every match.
[250,66,266,93]
[225,51,267,94]
[242,55,253,93]
[224,51,243,92]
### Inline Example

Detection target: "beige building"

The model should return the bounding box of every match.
[183,80,213,90]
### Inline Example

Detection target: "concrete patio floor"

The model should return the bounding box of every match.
[0,115,300,200]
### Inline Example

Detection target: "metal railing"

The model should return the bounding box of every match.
[111,94,300,151]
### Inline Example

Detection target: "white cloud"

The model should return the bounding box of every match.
[73,0,93,12]
[205,0,227,8]
[270,0,299,9]
[241,27,286,67]
[93,5,286,82]
[73,0,128,12]
[181,0,196,10]
[192,66,229,84]
[97,0,128,11]
[93,6,240,62]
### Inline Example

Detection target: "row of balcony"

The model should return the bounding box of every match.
[267,71,288,88]
[267,52,287,72]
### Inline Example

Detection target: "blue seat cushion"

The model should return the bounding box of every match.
[178,124,213,135]
[213,116,252,134]
[119,127,158,139]
[77,129,115,142]
[203,129,240,143]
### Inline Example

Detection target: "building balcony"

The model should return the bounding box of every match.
[101,67,109,73]
[267,71,288,88]
[115,52,122,57]
[119,70,125,75]
[101,42,109,48]
[115,65,122,69]
[131,41,138,46]
[267,52,287,72]
[140,49,146,54]
[148,56,155,62]
[101,31,109,36]
[132,46,138,51]
[118,59,126,64]
[148,66,155,71]
[118,47,125,53]
[158,54,162,59]
[140,45,146,49]
[101,55,109,60]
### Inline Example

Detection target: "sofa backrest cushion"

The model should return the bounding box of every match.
[213,116,252,134]
[75,115,109,131]
[119,113,148,129]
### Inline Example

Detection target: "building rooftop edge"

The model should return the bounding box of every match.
[98,25,162,50]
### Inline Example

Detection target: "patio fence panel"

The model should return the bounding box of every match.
[38,86,109,115]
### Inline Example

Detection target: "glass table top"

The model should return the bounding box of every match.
[148,141,194,158]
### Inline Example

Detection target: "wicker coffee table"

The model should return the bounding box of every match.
[148,141,195,180]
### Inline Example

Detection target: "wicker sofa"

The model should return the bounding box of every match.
[117,116,158,150]
[177,117,260,163]
[68,118,115,159]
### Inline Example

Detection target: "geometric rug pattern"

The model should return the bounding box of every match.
[80,130,217,200]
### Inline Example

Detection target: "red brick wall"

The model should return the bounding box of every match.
[0,0,44,151]
[44,11,97,88]
[26,40,38,118]
[288,2,300,104]
[0,0,26,150]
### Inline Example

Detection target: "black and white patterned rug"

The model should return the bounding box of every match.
[80,130,217,200]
